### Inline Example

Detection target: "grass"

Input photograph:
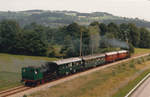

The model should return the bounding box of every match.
[0,72,22,91]
[0,53,58,73]
[0,53,58,91]
[112,69,150,97]
[134,48,150,56]
[30,55,150,97]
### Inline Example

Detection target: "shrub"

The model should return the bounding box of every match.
[129,61,135,68]
[23,95,27,97]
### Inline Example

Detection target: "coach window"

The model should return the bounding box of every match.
[68,63,72,67]
[62,65,64,69]
[60,65,63,69]
[59,66,61,69]
[65,64,68,68]
[76,62,79,66]
[88,60,90,64]
[85,61,88,65]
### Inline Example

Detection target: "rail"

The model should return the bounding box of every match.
[0,86,30,97]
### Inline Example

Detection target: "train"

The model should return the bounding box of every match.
[21,50,130,86]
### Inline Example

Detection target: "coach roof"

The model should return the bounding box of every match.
[54,57,82,65]
[105,51,118,56]
[118,50,128,53]
[83,54,105,60]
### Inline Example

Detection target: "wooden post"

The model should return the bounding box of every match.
[80,31,82,57]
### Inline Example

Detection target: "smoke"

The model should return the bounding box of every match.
[108,38,129,49]
[100,36,129,49]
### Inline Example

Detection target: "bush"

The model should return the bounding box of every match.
[129,60,135,68]
[23,95,27,97]
[128,43,135,53]
[137,59,142,64]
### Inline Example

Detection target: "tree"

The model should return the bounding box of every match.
[27,25,48,56]
[0,20,21,53]
[81,26,90,56]
[107,22,120,38]
[99,23,107,36]
[128,23,140,47]
[128,43,134,53]
[90,21,99,26]
[119,23,130,42]
[14,24,48,56]
[139,28,150,48]
[62,23,82,57]
[66,22,81,38]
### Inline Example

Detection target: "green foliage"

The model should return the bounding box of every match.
[0,19,149,57]
[128,24,140,47]
[15,23,48,56]
[90,21,100,26]
[107,22,120,37]
[128,43,135,53]
[23,94,27,97]
[129,60,135,68]
[119,23,130,41]
[99,23,107,36]
[139,27,150,48]
[0,20,21,53]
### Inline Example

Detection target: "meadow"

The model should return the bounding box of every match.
[133,48,150,56]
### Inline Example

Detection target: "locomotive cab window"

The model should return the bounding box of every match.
[34,70,38,74]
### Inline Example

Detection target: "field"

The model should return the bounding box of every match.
[134,48,150,56]
[0,53,57,91]
[0,48,149,93]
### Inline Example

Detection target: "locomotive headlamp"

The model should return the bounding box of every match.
[35,70,37,74]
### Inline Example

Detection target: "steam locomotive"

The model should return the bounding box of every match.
[21,50,130,86]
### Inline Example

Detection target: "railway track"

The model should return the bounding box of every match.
[0,86,31,97]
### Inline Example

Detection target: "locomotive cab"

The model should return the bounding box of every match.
[21,66,43,85]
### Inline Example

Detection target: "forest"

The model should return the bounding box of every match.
[0,20,150,58]
[1,10,150,28]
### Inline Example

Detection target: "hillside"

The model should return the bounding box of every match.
[0,10,150,28]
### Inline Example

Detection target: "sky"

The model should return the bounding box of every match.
[1,0,150,21]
